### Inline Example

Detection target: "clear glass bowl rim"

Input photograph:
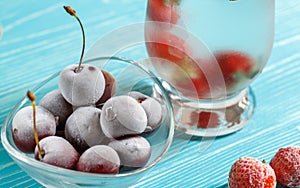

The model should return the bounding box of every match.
[1,56,175,179]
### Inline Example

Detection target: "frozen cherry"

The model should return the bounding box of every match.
[100,95,147,138]
[76,145,120,174]
[65,106,107,153]
[128,91,162,133]
[59,64,105,106]
[108,135,151,168]
[34,136,80,169]
[12,91,56,153]
[39,89,73,136]
[96,70,117,105]
[59,6,105,106]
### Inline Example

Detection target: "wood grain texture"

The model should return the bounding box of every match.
[1,0,300,187]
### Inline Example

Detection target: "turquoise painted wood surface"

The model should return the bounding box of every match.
[1,0,300,187]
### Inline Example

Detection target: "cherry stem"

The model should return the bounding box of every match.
[64,6,85,73]
[27,91,44,158]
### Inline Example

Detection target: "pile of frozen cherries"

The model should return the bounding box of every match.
[11,63,163,174]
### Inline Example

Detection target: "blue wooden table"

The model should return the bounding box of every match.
[1,1,300,187]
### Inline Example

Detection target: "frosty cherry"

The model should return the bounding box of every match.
[128,91,162,133]
[100,95,147,138]
[59,6,105,106]
[65,106,107,153]
[39,89,73,136]
[76,145,120,174]
[12,91,56,153]
[108,135,151,168]
[34,136,80,170]
[96,70,117,105]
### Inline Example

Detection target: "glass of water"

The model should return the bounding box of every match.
[145,0,275,136]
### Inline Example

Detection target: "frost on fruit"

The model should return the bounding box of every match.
[100,95,147,138]
[58,64,106,106]
[128,91,163,133]
[228,157,276,188]
[108,136,151,168]
[34,136,79,169]
[39,90,73,128]
[76,145,120,174]
[65,106,106,153]
[105,106,117,121]
[12,106,56,153]
[270,146,300,187]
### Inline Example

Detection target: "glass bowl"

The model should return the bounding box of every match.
[1,56,175,188]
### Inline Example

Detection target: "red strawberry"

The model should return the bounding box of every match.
[228,157,276,188]
[165,57,214,99]
[146,0,180,24]
[146,32,207,97]
[189,75,210,98]
[270,146,300,187]
[215,51,254,88]
[179,110,219,129]
[215,51,253,74]
[197,111,219,128]
[190,111,219,129]
[146,31,187,63]
[146,32,223,98]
